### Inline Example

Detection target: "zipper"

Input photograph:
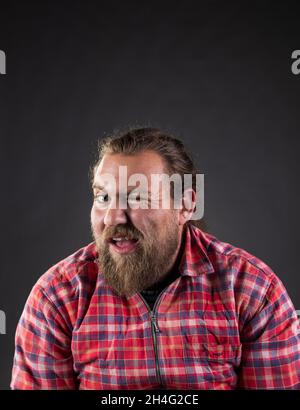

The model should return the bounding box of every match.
[138,291,164,387]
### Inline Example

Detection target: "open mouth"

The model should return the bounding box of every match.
[108,236,140,254]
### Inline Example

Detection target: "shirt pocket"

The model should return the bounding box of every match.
[183,335,241,388]
[185,340,241,362]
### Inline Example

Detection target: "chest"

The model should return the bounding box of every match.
[71,282,241,389]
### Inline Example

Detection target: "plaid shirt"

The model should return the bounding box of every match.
[11,225,300,390]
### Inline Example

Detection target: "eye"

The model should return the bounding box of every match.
[128,192,143,202]
[128,191,149,208]
[94,193,110,204]
[130,193,141,201]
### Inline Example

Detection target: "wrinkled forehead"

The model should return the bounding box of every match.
[93,152,168,187]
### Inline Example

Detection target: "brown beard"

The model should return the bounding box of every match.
[92,218,180,297]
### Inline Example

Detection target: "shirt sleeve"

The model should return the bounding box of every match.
[237,274,300,389]
[11,283,77,390]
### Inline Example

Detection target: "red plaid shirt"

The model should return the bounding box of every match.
[11,225,300,389]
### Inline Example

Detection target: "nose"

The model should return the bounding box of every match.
[103,204,128,227]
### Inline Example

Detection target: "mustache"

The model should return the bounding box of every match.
[101,224,143,241]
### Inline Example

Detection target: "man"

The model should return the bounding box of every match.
[11,127,300,389]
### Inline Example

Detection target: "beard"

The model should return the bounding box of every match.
[92,216,180,297]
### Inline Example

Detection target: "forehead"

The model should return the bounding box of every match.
[94,150,167,182]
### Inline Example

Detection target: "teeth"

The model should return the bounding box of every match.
[112,236,134,242]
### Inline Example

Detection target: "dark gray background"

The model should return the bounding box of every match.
[0,0,300,390]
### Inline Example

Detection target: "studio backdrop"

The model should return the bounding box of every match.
[0,0,300,390]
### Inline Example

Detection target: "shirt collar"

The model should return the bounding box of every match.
[178,224,215,277]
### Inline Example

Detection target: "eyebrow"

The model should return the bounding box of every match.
[92,183,156,196]
[92,183,105,190]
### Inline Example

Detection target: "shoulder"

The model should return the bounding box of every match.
[189,225,293,323]
[31,242,99,307]
[190,225,282,300]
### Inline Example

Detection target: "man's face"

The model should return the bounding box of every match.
[90,150,184,297]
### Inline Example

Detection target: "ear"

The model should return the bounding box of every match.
[178,188,196,226]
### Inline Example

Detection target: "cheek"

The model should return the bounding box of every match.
[90,206,104,235]
[129,208,158,225]
[153,211,179,239]
[130,209,171,235]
